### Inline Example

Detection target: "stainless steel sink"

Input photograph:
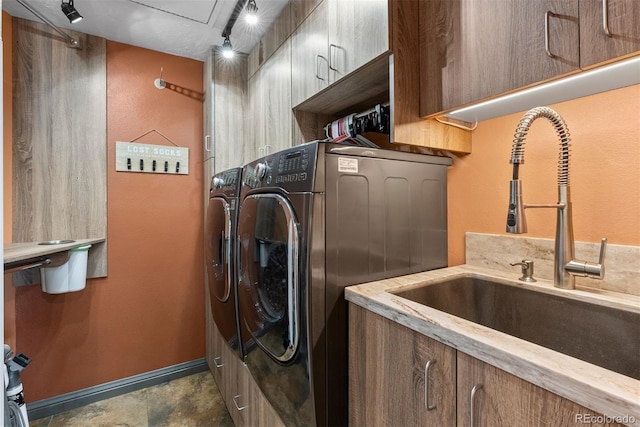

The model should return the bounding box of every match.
[392,276,640,380]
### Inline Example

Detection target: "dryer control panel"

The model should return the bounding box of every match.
[243,143,318,192]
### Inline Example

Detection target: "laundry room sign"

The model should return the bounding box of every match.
[115,141,189,175]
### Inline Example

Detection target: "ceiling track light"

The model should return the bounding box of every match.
[14,0,81,48]
[61,0,83,24]
[245,0,259,25]
[219,0,250,60]
[221,35,234,59]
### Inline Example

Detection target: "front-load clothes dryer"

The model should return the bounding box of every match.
[236,141,452,426]
[205,167,244,358]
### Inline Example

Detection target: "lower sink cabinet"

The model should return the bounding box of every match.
[349,304,624,427]
[349,304,457,426]
[456,352,624,427]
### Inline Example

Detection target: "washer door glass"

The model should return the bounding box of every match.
[238,194,299,363]
[205,197,231,303]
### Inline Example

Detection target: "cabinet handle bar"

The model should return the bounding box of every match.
[329,44,338,71]
[316,55,328,80]
[470,384,483,427]
[602,0,613,37]
[213,356,224,368]
[424,359,437,410]
[544,11,558,58]
[233,394,247,411]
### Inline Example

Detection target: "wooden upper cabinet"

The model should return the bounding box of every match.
[262,39,293,155]
[292,0,389,107]
[291,0,325,29]
[579,0,640,68]
[328,0,390,83]
[246,41,292,163]
[291,0,329,107]
[420,0,580,117]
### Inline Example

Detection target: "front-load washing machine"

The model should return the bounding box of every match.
[236,141,452,426]
[205,167,244,358]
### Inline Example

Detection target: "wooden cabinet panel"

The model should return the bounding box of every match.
[579,0,640,68]
[203,47,247,207]
[248,3,292,79]
[349,305,456,426]
[244,362,286,427]
[12,18,107,277]
[204,286,222,386]
[291,0,389,107]
[420,0,580,116]
[210,51,247,173]
[456,352,624,427]
[260,39,293,155]
[291,0,329,107]
[291,0,324,29]
[328,0,389,83]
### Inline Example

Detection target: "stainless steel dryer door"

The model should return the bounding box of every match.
[238,194,300,363]
[205,197,232,303]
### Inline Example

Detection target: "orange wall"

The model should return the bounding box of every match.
[448,84,640,266]
[13,41,205,401]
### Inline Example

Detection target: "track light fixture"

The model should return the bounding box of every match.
[15,0,81,48]
[245,0,259,25]
[221,35,234,59]
[61,0,83,24]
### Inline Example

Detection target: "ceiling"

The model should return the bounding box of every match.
[2,0,289,61]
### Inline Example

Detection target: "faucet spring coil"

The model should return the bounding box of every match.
[509,107,571,186]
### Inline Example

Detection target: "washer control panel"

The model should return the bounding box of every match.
[210,168,242,196]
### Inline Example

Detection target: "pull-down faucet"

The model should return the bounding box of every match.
[506,106,607,289]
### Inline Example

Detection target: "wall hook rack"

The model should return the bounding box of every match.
[152,67,204,101]
[129,129,180,147]
[116,129,189,175]
[154,67,166,89]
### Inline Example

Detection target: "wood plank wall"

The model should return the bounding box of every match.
[12,18,107,278]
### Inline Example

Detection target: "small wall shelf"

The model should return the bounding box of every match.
[4,238,106,274]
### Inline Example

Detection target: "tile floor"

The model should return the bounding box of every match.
[29,370,234,427]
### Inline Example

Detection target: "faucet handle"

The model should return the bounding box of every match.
[565,238,607,280]
[598,237,607,266]
[510,259,537,282]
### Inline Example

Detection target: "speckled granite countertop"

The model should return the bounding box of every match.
[345,264,640,426]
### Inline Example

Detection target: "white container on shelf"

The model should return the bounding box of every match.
[40,244,92,294]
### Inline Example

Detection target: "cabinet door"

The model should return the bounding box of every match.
[243,362,286,427]
[205,287,223,386]
[246,70,264,163]
[262,39,293,154]
[291,0,329,107]
[349,305,456,426]
[212,53,247,172]
[203,49,214,198]
[247,41,292,161]
[292,0,326,34]
[456,352,624,426]
[580,0,640,68]
[328,0,389,83]
[420,0,580,116]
